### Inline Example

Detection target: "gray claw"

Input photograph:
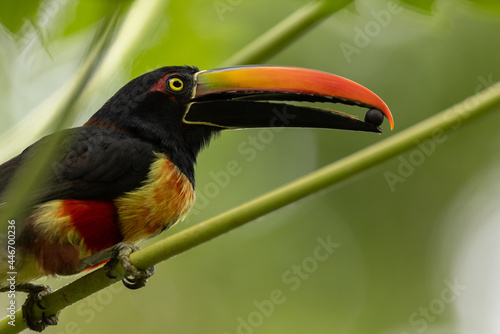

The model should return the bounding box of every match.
[16,283,59,332]
[104,243,155,290]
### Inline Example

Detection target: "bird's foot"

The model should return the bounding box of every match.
[10,283,58,332]
[104,243,155,290]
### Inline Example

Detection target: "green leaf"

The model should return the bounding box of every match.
[0,0,39,33]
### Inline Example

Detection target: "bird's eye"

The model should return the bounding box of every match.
[168,77,184,92]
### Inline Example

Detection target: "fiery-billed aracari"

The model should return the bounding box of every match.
[0,65,393,331]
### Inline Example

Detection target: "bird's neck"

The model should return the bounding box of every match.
[88,93,220,188]
[159,125,219,188]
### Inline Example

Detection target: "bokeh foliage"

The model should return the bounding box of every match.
[1,0,500,333]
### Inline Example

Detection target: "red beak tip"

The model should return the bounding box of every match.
[388,113,395,130]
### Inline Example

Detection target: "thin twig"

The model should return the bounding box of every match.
[220,1,352,66]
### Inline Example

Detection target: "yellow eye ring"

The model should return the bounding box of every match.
[168,77,184,92]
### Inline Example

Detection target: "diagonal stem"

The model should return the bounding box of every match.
[130,80,500,270]
[4,1,500,333]
[220,0,353,66]
[0,1,351,332]
[1,77,499,334]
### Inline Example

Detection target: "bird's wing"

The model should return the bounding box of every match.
[0,126,156,205]
[0,153,22,197]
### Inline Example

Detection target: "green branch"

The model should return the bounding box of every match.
[127,80,500,270]
[0,1,350,332]
[3,1,499,333]
[2,77,499,334]
[220,0,353,66]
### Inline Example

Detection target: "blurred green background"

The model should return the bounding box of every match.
[1,0,500,333]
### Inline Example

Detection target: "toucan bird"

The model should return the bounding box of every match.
[0,65,393,331]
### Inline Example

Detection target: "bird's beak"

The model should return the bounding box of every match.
[185,66,393,133]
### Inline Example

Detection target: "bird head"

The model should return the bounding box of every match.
[87,65,393,162]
